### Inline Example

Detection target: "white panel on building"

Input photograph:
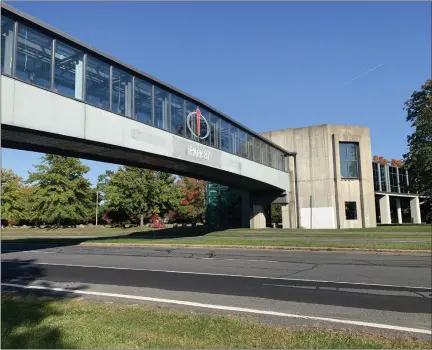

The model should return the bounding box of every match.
[300,207,335,229]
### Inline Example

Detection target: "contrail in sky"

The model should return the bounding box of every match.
[344,64,383,84]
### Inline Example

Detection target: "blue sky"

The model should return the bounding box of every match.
[2,1,430,186]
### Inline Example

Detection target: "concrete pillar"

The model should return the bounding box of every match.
[379,195,391,224]
[75,59,84,100]
[282,204,290,228]
[250,205,266,229]
[410,197,421,224]
[395,198,402,224]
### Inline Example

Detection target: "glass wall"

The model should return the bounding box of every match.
[339,142,359,179]
[170,94,185,136]
[389,166,399,193]
[399,169,409,193]
[1,16,14,75]
[246,133,254,160]
[134,78,152,125]
[112,67,132,117]
[379,164,387,192]
[253,137,261,163]
[372,162,380,191]
[1,13,289,172]
[372,162,411,194]
[209,113,220,149]
[229,124,239,155]
[54,41,84,99]
[16,23,52,89]
[154,86,169,130]
[220,119,230,152]
[85,56,110,110]
[238,129,247,158]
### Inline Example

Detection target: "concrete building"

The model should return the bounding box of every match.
[261,124,423,229]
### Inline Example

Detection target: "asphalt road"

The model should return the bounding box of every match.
[2,243,431,336]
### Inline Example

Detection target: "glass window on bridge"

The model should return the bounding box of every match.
[209,113,220,149]
[85,56,110,110]
[229,124,239,155]
[1,16,14,75]
[262,142,268,166]
[238,129,247,158]
[111,67,133,118]
[154,86,170,130]
[220,118,230,152]
[253,137,261,163]
[170,93,185,136]
[134,78,152,125]
[199,107,211,146]
[54,41,84,100]
[246,133,254,160]
[16,23,52,89]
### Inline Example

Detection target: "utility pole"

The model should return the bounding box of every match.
[95,190,99,226]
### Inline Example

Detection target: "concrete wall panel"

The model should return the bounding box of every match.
[11,78,86,138]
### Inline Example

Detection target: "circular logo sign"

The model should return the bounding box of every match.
[186,108,210,139]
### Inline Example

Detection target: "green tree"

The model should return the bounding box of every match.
[403,79,432,214]
[271,204,282,224]
[102,167,180,226]
[26,155,94,225]
[1,169,27,225]
[176,177,206,224]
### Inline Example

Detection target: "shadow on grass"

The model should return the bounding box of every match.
[1,259,87,349]
[1,225,229,252]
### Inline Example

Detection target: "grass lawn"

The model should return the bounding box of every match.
[1,226,152,236]
[2,293,430,349]
[95,238,431,251]
[2,237,430,251]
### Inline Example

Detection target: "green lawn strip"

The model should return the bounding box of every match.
[205,233,431,239]
[1,227,152,236]
[95,238,432,250]
[1,237,431,250]
[1,233,430,240]
[2,294,430,349]
[231,226,432,233]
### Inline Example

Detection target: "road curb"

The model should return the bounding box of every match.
[78,242,432,254]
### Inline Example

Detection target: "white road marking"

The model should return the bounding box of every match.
[203,257,277,263]
[2,282,430,335]
[3,260,431,291]
[2,250,55,254]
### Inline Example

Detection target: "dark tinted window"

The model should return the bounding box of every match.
[16,23,52,89]
[340,142,359,178]
[1,16,14,75]
[134,78,152,124]
[345,201,357,220]
[85,56,110,110]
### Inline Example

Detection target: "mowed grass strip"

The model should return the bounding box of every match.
[2,294,430,349]
[1,237,431,251]
[95,238,431,250]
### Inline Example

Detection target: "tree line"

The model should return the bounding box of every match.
[1,154,205,227]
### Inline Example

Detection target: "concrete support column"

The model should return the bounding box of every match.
[282,204,290,228]
[395,198,402,224]
[409,197,421,224]
[250,205,266,229]
[379,195,391,224]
